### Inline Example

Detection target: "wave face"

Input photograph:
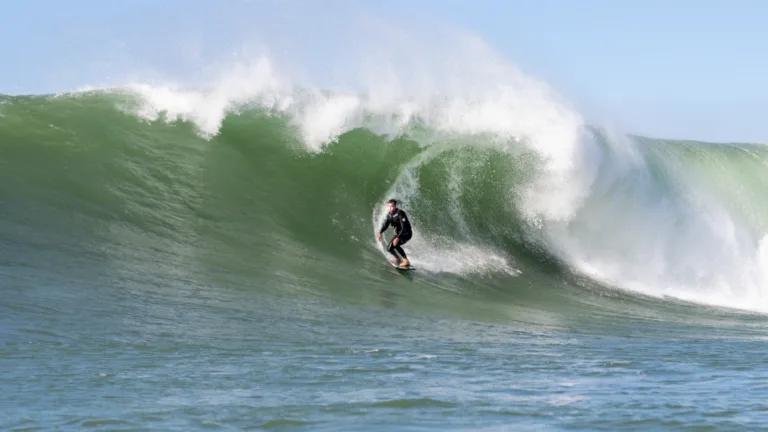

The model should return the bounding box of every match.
[2,64,768,317]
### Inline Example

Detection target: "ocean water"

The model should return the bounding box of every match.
[3,44,768,430]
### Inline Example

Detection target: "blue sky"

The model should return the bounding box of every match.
[2,0,766,142]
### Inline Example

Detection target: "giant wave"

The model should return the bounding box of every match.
[2,33,768,317]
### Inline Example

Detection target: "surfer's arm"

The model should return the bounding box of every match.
[378,217,390,234]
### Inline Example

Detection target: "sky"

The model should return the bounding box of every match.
[1,0,766,143]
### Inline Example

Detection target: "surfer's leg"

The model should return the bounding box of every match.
[393,234,411,259]
[386,239,401,261]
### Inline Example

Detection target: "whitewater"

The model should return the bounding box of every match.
[3,23,768,432]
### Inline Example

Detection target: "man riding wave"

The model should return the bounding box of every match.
[377,199,412,267]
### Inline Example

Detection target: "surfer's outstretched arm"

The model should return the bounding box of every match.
[378,216,391,237]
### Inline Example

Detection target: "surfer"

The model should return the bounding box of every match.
[377,199,412,267]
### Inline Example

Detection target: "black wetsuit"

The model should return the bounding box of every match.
[379,208,413,259]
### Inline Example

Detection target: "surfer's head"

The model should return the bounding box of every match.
[386,199,398,213]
